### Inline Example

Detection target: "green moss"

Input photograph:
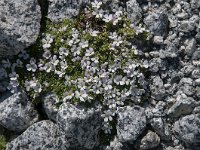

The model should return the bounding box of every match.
[0,135,6,150]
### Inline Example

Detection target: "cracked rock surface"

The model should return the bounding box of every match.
[0,0,41,57]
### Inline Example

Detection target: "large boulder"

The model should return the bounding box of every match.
[6,120,61,150]
[57,103,102,149]
[0,90,39,132]
[117,105,146,143]
[0,0,41,57]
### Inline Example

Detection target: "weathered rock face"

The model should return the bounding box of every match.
[0,0,41,57]
[167,95,197,118]
[6,120,61,150]
[57,103,102,149]
[135,130,160,150]
[144,10,169,37]
[117,106,146,143]
[0,90,39,132]
[173,114,200,145]
[48,0,90,21]
[126,0,142,24]
[43,93,59,122]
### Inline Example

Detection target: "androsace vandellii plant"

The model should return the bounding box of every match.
[0,0,149,134]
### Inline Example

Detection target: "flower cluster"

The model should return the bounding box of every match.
[1,0,149,134]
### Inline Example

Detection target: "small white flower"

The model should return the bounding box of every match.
[91,0,102,9]
[103,14,113,22]
[43,50,51,59]
[89,30,100,37]
[26,58,37,72]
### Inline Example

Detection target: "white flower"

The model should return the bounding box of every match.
[42,34,53,49]
[59,47,69,56]
[92,9,104,19]
[51,55,59,66]
[43,50,51,59]
[79,40,89,48]
[85,48,94,57]
[25,78,42,93]
[91,0,102,9]
[103,14,113,22]
[89,30,100,37]
[26,58,37,72]
[7,72,19,93]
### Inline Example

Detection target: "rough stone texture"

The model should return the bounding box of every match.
[167,95,197,118]
[126,0,142,24]
[43,93,59,122]
[48,0,90,21]
[0,90,39,132]
[135,130,160,150]
[0,0,41,57]
[57,103,102,149]
[117,105,146,143]
[151,117,171,141]
[144,10,169,37]
[173,114,200,145]
[6,120,61,150]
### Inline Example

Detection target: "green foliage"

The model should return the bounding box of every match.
[0,135,6,150]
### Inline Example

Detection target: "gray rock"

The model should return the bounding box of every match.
[0,0,41,57]
[184,38,197,57]
[154,36,164,45]
[151,117,171,140]
[136,130,160,150]
[192,50,200,60]
[150,76,166,100]
[43,93,59,122]
[178,20,195,33]
[126,0,142,24]
[6,120,61,150]
[0,90,38,132]
[190,0,200,9]
[167,95,197,118]
[48,0,89,21]
[57,103,102,149]
[104,136,131,150]
[117,105,146,143]
[173,114,200,145]
[144,11,169,37]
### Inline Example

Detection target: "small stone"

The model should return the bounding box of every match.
[117,105,146,143]
[194,79,200,86]
[192,49,200,60]
[144,11,169,37]
[48,0,89,21]
[127,0,142,24]
[151,118,171,140]
[167,95,197,118]
[6,120,61,150]
[177,13,188,20]
[173,114,200,145]
[57,103,102,149]
[0,90,39,132]
[184,38,197,57]
[154,36,164,45]
[179,20,195,33]
[43,93,59,122]
[138,131,160,150]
